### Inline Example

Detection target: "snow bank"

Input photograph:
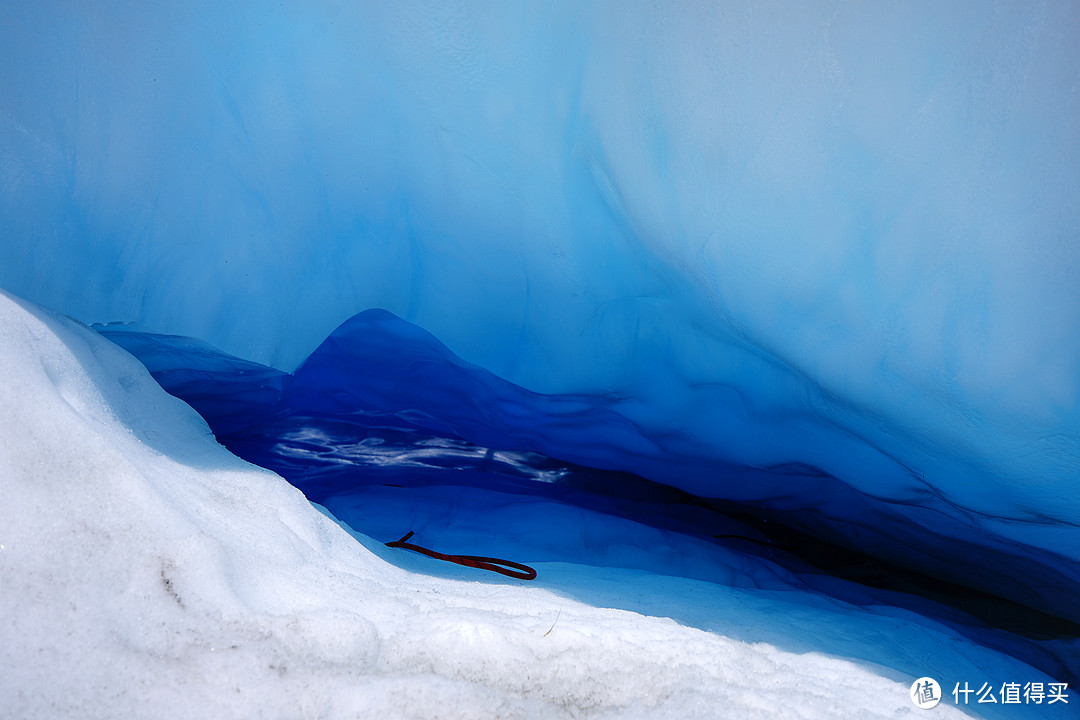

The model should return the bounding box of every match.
[1,292,990,717]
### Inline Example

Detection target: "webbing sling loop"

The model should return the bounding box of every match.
[385,531,537,581]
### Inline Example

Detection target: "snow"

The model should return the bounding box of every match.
[102,307,1080,634]
[0,290,1071,718]
[1,1,1078,716]
[0,283,1025,718]
[96,303,1080,709]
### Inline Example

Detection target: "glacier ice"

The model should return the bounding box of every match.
[101,305,1080,632]
[1,0,1080,715]
[98,307,1080,690]
[3,287,1019,719]
[1,287,1066,720]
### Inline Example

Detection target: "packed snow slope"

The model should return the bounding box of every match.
[3,288,1016,719]
[1,0,1079,645]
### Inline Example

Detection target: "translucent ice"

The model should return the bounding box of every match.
[103,306,1080,629]
[3,288,1066,720]
[1,1,1079,713]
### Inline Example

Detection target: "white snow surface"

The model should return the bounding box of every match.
[0,284,999,719]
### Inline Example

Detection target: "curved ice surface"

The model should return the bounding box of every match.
[3,0,1080,709]
[2,3,1077,558]
[283,311,1080,629]
[19,290,1008,720]
[101,310,1080,672]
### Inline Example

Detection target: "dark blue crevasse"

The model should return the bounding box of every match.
[96,310,1080,687]
[285,311,1080,627]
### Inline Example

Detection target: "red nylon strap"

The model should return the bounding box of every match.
[385,531,537,581]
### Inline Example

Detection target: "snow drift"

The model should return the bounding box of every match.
[1,288,1006,719]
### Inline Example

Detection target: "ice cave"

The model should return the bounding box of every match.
[1,2,1078,718]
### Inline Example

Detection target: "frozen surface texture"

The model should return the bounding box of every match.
[1,0,1079,714]
[99,310,1080,699]
[102,307,1080,632]
[1,2,1077,594]
[0,290,1016,719]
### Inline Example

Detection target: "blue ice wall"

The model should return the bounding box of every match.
[2,4,1079,618]
[100,310,1080,628]
[97,316,1080,688]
